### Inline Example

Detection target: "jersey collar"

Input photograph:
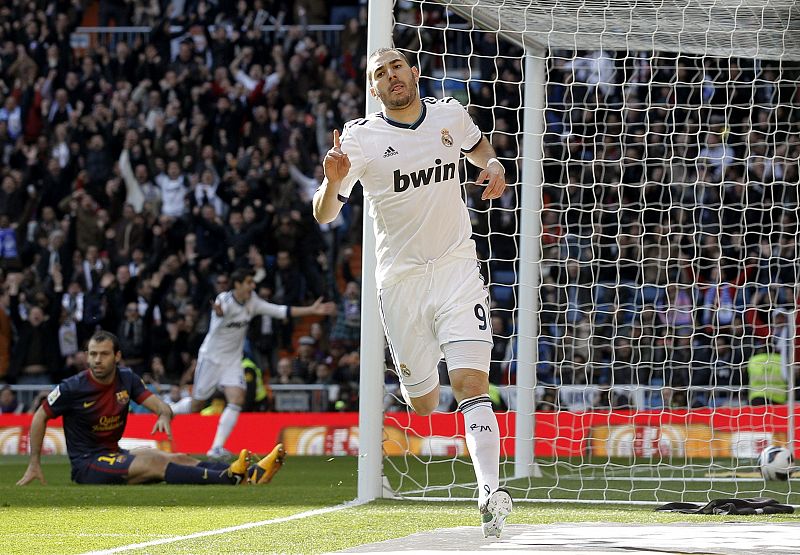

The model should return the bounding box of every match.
[229,290,247,306]
[86,368,117,388]
[379,101,427,130]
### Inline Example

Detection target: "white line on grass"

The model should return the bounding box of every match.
[79,499,365,555]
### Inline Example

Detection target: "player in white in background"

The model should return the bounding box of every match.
[172,267,335,461]
[313,47,512,538]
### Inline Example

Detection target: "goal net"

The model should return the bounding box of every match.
[368,0,800,504]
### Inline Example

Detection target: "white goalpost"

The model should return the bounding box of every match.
[359,0,800,504]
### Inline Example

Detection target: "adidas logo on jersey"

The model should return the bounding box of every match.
[383,146,399,158]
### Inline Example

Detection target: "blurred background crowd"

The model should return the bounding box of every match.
[0,0,369,413]
[0,0,798,415]
[399,6,800,411]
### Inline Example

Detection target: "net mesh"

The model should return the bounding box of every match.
[380,0,800,504]
[442,0,800,60]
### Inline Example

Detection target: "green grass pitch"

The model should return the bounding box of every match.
[1,455,798,554]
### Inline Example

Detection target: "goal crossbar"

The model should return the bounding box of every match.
[441,0,800,60]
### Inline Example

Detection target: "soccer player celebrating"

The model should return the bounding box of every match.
[171,267,335,460]
[16,331,282,486]
[313,47,511,537]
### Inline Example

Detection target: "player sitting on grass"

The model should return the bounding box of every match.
[16,330,284,486]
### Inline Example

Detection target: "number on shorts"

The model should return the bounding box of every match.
[474,303,487,330]
[97,455,117,465]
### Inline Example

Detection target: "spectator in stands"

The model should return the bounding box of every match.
[117,302,148,376]
[6,272,61,384]
[0,285,11,381]
[656,283,696,338]
[706,336,746,407]
[57,350,88,384]
[334,350,360,387]
[699,264,737,331]
[268,249,307,348]
[312,361,336,386]
[698,131,734,182]
[292,335,318,383]
[0,384,23,414]
[747,339,787,406]
[155,160,188,219]
[271,356,304,385]
[330,280,360,350]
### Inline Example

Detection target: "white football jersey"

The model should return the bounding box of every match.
[197,291,288,364]
[338,97,483,288]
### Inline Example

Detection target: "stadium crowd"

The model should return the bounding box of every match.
[0,0,798,414]
[404,8,799,409]
[0,0,368,412]
[535,49,800,410]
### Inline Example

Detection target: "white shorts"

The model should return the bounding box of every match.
[192,357,245,401]
[379,256,493,398]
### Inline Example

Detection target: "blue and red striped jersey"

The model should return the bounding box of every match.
[43,367,153,462]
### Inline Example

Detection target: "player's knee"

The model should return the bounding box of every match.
[128,451,169,483]
[444,342,490,401]
[411,398,438,416]
[450,368,489,401]
[225,387,246,406]
[409,389,439,416]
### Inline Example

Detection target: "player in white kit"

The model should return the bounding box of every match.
[313,48,512,538]
[172,267,335,459]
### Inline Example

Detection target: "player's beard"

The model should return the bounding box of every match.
[90,363,115,382]
[381,79,418,110]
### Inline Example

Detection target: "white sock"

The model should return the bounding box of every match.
[210,404,241,451]
[171,396,193,414]
[458,394,500,508]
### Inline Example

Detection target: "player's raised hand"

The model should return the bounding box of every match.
[16,463,46,486]
[311,296,337,316]
[477,158,506,201]
[323,129,351,184]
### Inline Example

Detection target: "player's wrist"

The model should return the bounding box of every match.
[487,157,504,172]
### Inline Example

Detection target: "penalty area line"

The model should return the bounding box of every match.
[79,499,366,555]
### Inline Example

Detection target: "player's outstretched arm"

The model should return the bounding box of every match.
[466,137,506,201]
[314,129,350,224]
[290,297,337,317]
[16,406,50,486]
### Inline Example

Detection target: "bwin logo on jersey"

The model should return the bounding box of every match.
[394,158,456,192]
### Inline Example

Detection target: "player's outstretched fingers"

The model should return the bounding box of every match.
[333,129,341,148]
[486,171,508,199]
[16,467,45,486]
[485,177,503,199]
[480,173,497,200]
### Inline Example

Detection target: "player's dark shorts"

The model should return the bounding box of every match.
[71,450,135,484]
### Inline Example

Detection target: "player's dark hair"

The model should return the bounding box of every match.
[88,330,121,353]
[367,47,414,82]
[231,267,254,286]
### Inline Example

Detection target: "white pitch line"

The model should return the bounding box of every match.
[80,499,365,555]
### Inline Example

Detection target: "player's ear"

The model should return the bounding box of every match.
[411,66,420,83]
[115,351,122,364]
[369,85,377,98]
